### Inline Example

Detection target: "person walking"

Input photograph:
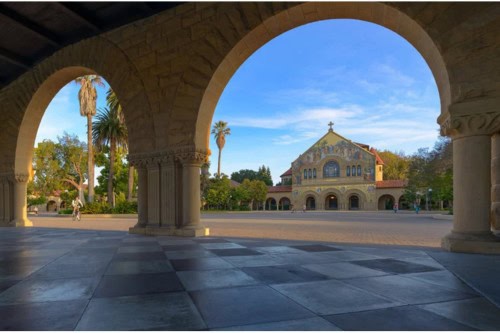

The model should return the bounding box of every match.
[393,203,398,213]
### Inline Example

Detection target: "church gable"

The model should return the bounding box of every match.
[292,130,374,169]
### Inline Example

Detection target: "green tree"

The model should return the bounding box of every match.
[205,176,231,210]
[378,150,409,180]
[231,165,273,186]
[31,140,64,196]
[75,75,105,203]
[93,106,128,206]
[239,179,267,210]
[106,88,135,202]
[56,133,88,203]
[211,121,231,177]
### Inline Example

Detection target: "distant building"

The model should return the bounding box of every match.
[265,123,406,211]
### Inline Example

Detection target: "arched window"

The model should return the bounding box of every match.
[323,160,340,178]
[346,166,351,177]
[304,169,307,179]
[357,165,362,176]
[313,168,316,178]
[308,169,312,179]
[352,165,356,176]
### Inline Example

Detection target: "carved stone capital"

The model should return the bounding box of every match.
[14,173,29,183]
[440,99,500,138]
[440,112,500,138]
[173,146,209,165]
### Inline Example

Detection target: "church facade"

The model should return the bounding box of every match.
[265,125,406,211]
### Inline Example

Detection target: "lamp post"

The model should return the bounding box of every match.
[427,188,432,211]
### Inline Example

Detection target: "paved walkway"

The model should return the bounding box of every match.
[0,225,499,330]
[30,210,452,248]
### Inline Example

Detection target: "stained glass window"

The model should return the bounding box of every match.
[323,160,340,178]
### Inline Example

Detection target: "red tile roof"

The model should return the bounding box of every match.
[280,168,292,177]
[370,148,384,165]
[268,185,292,193]
[376,180,407,188]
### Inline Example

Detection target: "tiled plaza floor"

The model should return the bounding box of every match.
[0,227,500,330]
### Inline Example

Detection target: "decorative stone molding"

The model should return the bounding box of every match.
[440,100,500,138]
[14,173,29,183]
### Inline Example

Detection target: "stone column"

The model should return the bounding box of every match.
[492,133,500,230]
[136,163,148,227]
[0,177,9,226]
[12,174,32,227]
[178,151,209,236]
[147,158,161,227]
[160,155,176,229]
[441,107,500,253]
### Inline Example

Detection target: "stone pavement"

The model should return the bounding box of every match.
[0,227,500,330]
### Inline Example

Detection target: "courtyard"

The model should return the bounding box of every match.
[0,213,499,330]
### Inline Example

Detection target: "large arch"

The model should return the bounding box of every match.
[193,2,452,150]
[0,37,155,226]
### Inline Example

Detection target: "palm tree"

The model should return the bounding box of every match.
[106,89,134,202]
[211,121,231,177]
[92,106,128,206]
[75,75,104,203]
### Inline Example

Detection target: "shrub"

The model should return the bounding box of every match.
[81,202,112,214]
[58,209,73,215]
[112,200,138,214]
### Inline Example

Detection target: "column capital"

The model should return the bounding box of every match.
[14,173,29,183]
[172,146,209,165]
[440,100,500,138]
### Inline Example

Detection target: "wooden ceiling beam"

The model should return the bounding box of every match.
[54,2,101,33]
[0,47,30,69]
[0,5,61,48]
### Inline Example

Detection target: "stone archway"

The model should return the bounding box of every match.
[266,198,277,211]
[378,195,395,210]
[305,196,316,210]
[325,194,339,210]
[0,37,155,227]
[279,197,291,211]
[349,195,360,210]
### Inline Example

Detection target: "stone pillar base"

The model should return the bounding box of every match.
[129,226,210,237]
[12,218,33,227]
[442,232,500,254]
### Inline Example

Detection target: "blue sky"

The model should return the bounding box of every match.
[36,19,440,185]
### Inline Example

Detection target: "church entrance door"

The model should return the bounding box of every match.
[349,195,359,210]
[325,195,338,210]
[306,196,316,210]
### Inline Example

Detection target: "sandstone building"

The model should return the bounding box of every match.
[266,123,405,211]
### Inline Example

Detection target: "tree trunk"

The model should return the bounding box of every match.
[217,148,221,177]
[108,142,116,207]
[128,165,134,202]
[87,114,94,203]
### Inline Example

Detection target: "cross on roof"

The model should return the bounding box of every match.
[328,121,334,131]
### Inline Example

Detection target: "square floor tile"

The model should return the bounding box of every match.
[220,316,341,331]
[105,260,173,275]
[345,275,477,304]
[177,268,259,291]
[242,265,330,284]
[290,245,342,252]
[222,255,285,268]
[0,277,100,305]
[351,258,441,274]
[0,279,20,293]
[254,246,306,255]
[117,245,162,253]
[93,272,184,298]
[170,257,234,271]
[113,251,167,261]
[303,262,389,280]
[120,240,159,247]
[419,297,500,330]
[165,249,216,260]
[201,243,246,250]
[325,305,475,330]
[76,292,205,330]
[30,256,110,279]
[318,250,383,262]
[210,248,263,257]
[190,285,313,328]
[162,244,203,252]
[271,279,401,315]
[404,270,478,294]
[194,238,229,244]
[0,299,89,330]
[235,241,279,248]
